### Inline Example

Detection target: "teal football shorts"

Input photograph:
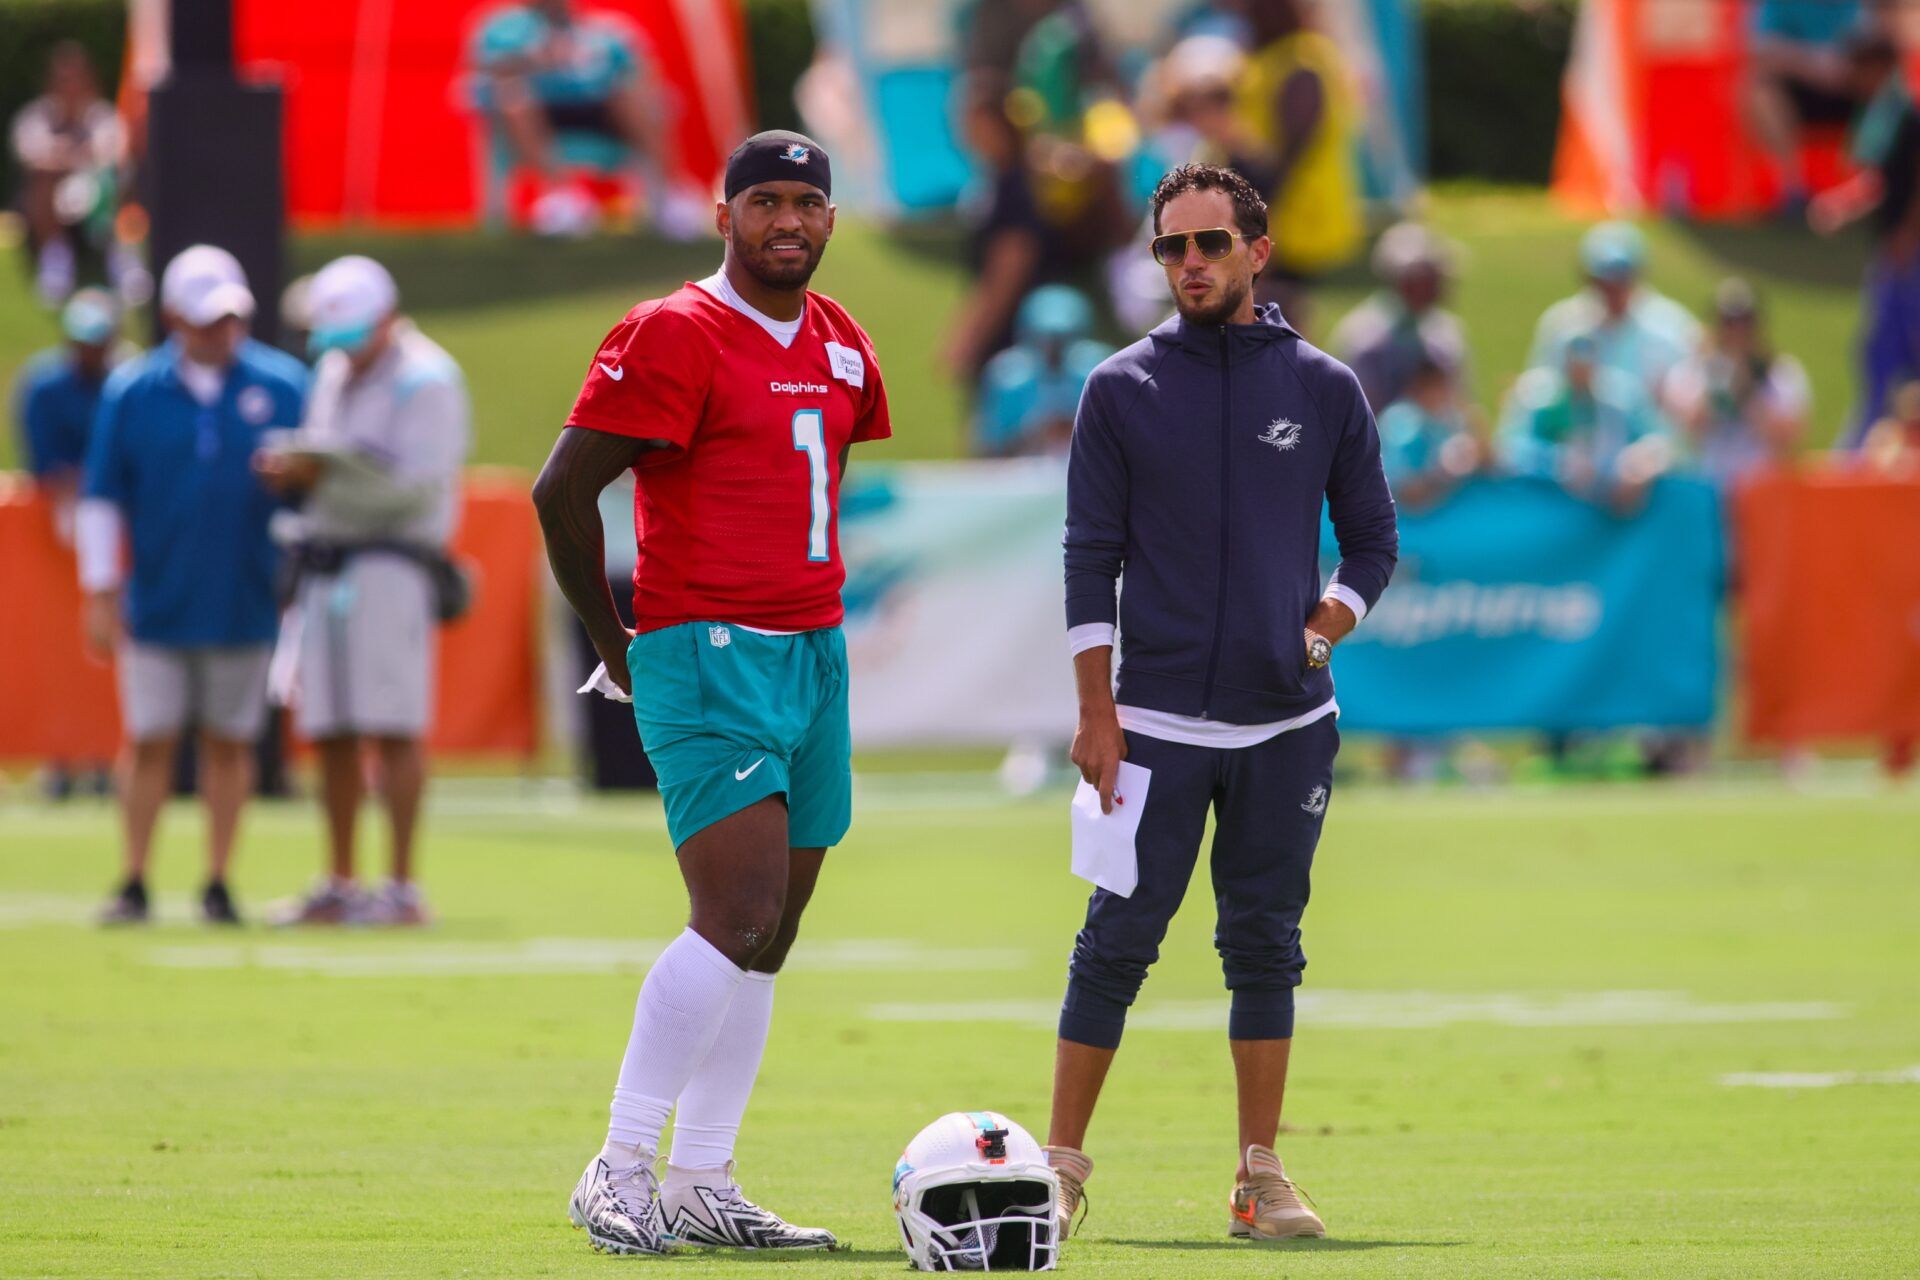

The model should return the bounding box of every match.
[627,622,852,850]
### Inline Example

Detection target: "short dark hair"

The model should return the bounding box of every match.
[1150,163,1268,240]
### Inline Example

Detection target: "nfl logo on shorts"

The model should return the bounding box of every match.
[708,625,732,649]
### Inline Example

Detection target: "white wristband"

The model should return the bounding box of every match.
[1067,622,1116,656]
[1322,582,1368,624]
[75,498,125,592]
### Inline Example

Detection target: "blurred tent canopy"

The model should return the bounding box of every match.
[119,0,753,227]
[1553,0,1919,218]
[799,0,1424,217]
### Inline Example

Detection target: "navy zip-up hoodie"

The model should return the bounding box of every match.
[1064,303,1398,724]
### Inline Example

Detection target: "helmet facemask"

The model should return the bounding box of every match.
[915,1179,1058,1271]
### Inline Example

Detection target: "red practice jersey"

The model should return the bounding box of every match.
[566,282,892,633]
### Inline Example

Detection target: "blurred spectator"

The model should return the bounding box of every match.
[1141,35,1251,173]
[10,288,123,802]
[1111,36,1254,331]
[947,79,1066,382]
[1667,279,1809,488]
[279,273,316,361]
[974,284,1113,457]
[1808,28,1920,442]
[1858,377,1919,777]
[1330,221,1469,414]
[963,0,1123,105]
[10,41,133,306]
[1378,356,1481,511]
[1528,221,1701,412]
[1222,0,1364,328]
[1743,0,1870,214]
[1500,331,1674,514]
[1861,378,1920,474]
[467,0,703,238]
[1374,355,1479,784]
[258,257,471,927]
[11,288,124,537]
[79,246,309,927]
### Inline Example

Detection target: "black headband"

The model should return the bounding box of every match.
[724,130,831,201]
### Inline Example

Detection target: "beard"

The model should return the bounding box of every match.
[1172,274,1249,326]
[730,226,826,292]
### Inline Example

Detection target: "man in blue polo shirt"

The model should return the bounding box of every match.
[11,288,123,528]
[79,245,308,925]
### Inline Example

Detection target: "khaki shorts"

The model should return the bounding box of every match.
[117,642,273,742]
[293,554,436,740]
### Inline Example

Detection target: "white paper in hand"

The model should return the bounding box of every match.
[1070,761,1151,898]
[577,662,633,704]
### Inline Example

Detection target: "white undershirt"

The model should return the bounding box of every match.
[695,270,803,349]
[176,357,226,406]
[1066,582,1370,748]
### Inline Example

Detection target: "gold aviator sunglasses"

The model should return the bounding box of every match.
[1150,227,1248,266]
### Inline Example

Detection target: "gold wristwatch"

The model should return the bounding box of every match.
[1305,630,1332,669]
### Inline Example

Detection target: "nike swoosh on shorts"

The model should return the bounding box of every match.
[735,758,766,781]
[597,362,625,381]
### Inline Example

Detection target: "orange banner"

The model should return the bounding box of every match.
[0,478,122,763]
[1737,467,1920,743]
[0,471,541,763]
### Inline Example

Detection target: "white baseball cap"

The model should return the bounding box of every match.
[307,255,398,355]
[161,244,256,327]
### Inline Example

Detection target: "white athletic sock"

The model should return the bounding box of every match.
[668,970,776,1170]
[605,928,746,1156]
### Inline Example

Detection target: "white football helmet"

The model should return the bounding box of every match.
[893,1111,1059,1271]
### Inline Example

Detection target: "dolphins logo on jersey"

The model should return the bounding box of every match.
[1260,418,1303,452]
[1301,785,1328,816]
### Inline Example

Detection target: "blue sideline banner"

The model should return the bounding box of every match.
[1327,476,1725,735]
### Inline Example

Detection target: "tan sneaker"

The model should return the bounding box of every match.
[355,880,432,927]
[1228,1144,1324,1239]
[1042,1144,1093,1237]
[268,877,364,926]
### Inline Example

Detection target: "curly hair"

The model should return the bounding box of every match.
[1149,163,1269,240]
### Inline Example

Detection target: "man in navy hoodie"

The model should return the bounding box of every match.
[1043,164,1397,1242]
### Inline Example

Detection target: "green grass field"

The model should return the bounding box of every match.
[0,187,1885,471]
[3,778,1917,1278]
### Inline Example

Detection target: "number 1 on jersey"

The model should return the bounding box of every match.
[791,409,830,562]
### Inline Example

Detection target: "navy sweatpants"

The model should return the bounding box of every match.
[1059,714,1338,1049]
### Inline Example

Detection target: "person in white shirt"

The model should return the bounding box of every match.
[255,256,471,926]
[10,41,129,304]
[1666,278,1809,490]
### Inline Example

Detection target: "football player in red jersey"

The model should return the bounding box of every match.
[533,132,889,1255]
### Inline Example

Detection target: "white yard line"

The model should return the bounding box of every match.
[143,937,1028,978]
[1720,1066,1920,1088]
[865,990,1848,1032]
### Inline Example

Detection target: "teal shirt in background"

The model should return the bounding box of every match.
[1753,0,1863,44]
[1498,365,1666,484]
[976,337,1113,457]
[1378,400,1468,489]
[1528,287,1701,408]
[468,5,638,109]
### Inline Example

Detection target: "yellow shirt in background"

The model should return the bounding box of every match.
[1235,30,1364,277]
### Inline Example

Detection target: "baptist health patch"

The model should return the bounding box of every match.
[824,340,864,389]
[237,386,276,425]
